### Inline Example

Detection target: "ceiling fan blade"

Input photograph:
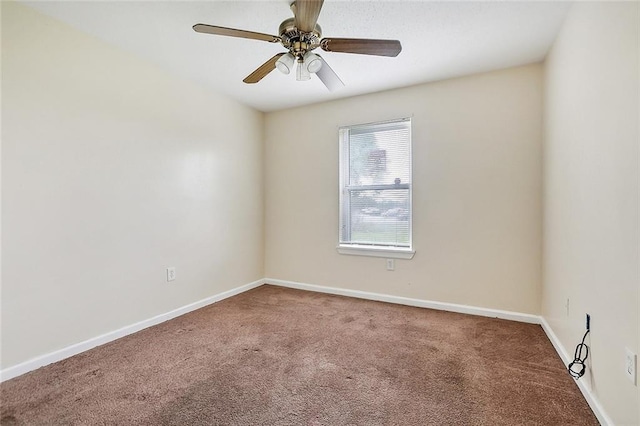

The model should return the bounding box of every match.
[316,56,344,92]
[321,38,402,57]
[243,53,286,84]
[292,0,324,33]
[193,24,280,43]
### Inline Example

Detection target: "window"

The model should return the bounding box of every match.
[338,118,414,259]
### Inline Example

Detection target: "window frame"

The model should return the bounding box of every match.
[337,118,415,259]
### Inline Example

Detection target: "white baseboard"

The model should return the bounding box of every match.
[540,317,613,426]
[0,279,264,382]
[0,276,615,426]
[267,278,612,424]
[265,278,541,324]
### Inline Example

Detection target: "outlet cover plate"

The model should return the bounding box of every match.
[625,347,637,385]
[386,259,395,271]
[167,267,176,282]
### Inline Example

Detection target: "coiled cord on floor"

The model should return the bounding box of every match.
[567,330,589,379]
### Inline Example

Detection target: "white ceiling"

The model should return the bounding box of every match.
[24,1,571,112]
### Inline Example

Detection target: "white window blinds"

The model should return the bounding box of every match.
[339,118,412,249]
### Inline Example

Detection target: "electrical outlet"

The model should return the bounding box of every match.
[166,267,176,282]
[625,348,637,385]
[386,259,395,271]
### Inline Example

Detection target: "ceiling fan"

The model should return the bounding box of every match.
[193,0,402,91]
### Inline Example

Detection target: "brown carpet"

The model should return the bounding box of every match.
[1,285,598,425]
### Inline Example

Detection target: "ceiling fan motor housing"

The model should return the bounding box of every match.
[279,17,322,58]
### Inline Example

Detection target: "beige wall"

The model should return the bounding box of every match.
[542,2,639,425]
[265,64,543,314]
[1,2,264,369]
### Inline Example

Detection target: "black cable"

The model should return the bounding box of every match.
[567,329,589,379]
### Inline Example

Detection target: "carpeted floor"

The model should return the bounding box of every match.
[1,285,598,425]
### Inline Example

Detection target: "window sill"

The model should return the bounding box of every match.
[336,245,415,259]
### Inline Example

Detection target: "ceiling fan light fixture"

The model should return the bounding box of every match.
[275,53,295,74]
[296,59,311,81]
[303,52,323,74]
